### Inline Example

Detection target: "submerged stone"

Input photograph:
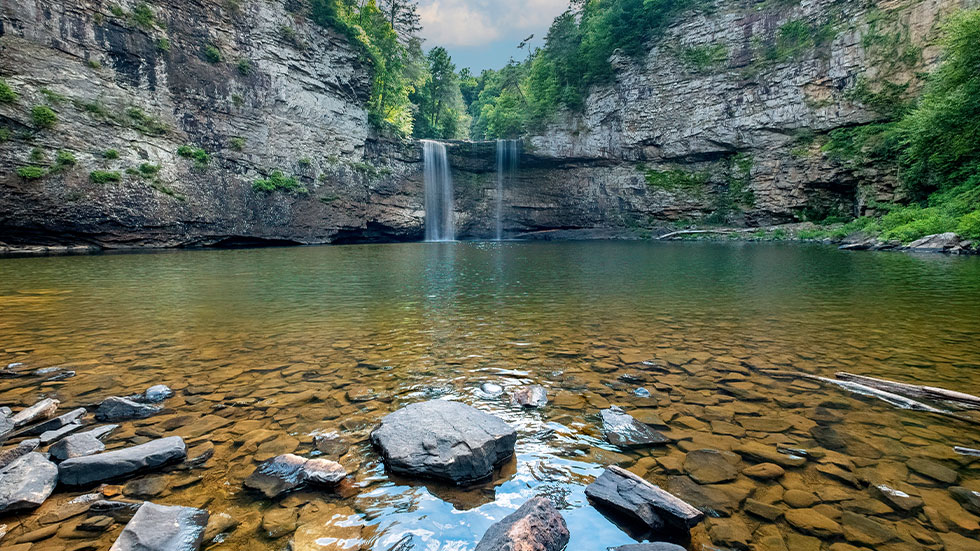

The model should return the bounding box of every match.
[59,436,187,486]
[370,400,516,485]
[0,452,58,513]
[600,406,669,448]
[109,502,208,551]
[610,545,686,551]
[585,465,704,533]
[950,486,980,515]
[474,497,569,551]
[511,385,549,408]
[683,449,738,484]
[243,453,346,498]
[95,397,161,422]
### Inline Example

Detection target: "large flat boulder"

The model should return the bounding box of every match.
[474,497,569,551]
[0,452,58,513]
[585,466,704,533]
[109,502,208,551]
[243,453,346,498]
[371,400,516,485]
[10,398,59,427]
[600,406,669,448]
[59,436,187,486]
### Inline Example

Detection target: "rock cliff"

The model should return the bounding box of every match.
[1,0,976,249]
[0,0,423,249]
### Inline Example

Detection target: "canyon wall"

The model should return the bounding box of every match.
[0,0,423,249]
[1,0,977,249]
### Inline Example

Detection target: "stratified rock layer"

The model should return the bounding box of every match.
[59,436,187,485]
[109,502,208,551]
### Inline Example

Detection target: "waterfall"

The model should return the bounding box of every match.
[422,140,455,242]
[495,139,519,241]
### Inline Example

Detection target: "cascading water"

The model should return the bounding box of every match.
[422,140,455,242]
[495,139,519,241]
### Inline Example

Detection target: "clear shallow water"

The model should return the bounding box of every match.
[1,241,979,551]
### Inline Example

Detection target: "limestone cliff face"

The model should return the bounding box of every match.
[513,0,979,231]
[0,0,424,249]
[1,0,975,249]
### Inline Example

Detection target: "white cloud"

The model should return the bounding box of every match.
[418,0,569,47]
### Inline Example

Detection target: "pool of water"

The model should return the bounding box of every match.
[1,241,979,550]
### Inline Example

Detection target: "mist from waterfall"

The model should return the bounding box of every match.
[495,139,519,241]
[422,140,455,242]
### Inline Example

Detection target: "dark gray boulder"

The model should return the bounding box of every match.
[95,397,162,422]
[0,452,58,513]
[610,544,687,551]
[0,438,40,469]
[511,385,549,408]
[474,497,569,551]
[600,406,669,448]
[59,436,187,486]
[109,502,208,551]
[586,466,704,533]
[20,407,85,437]
[244,453,347,498]
[371,400,517,485]
[951,486,980,515]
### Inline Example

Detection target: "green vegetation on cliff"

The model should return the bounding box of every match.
[814,9,980,242]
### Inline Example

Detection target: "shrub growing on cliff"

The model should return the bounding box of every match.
[237,59,252,76]
[204,45,223,64]
[253,171,303,192]
[17,166,46,180]
[126,107,167,135]
[229,137,245,151]
[31,105,57,129]
[177,145,210,168]
[131,3,155,29]
[103,149,120,160]
[0,79,18,103]
[55,150,77,168]
[90,170,122,184]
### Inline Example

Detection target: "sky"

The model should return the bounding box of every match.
[417,0,571,72]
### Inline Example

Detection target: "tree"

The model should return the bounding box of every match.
[377,0,422,42]
[412,47,470,138]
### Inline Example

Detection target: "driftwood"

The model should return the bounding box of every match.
[766,370,978,424]
[954,446,980,457]
[658,229,738,240]
[836,372,980,409]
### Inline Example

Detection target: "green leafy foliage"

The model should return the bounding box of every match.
[229,137,245,151]
[253,170,304,192]
[90,170,122,184]
[237,59,252,76]
[411,47,469,138]
[177,145,210,168]
[126,107,168,135]
[138,163,160,176]
[31,105,57,128]
[0,79,17,103]
[55,150,77,168]
[157,38,171,52]
[679,43,729,72]
[204,45,222,63]
[103,149,120,160]
[643,167,708,194]
[131,3,155,28]
[17,166,46,180]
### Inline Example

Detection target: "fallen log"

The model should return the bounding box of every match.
[836,372,980,409]
[658,230,737,240]
[766,370,977,424]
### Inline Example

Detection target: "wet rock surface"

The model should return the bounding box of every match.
[511,385,549,408]
[371,400,517,484]
[243,453,346,498]
[59,436,187,486]
[473,497,569,551]
[109,502,208,551]
[95,397,162,422]
[0,452,58,513]
[600,406,670,448]
[586,465,705,532]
